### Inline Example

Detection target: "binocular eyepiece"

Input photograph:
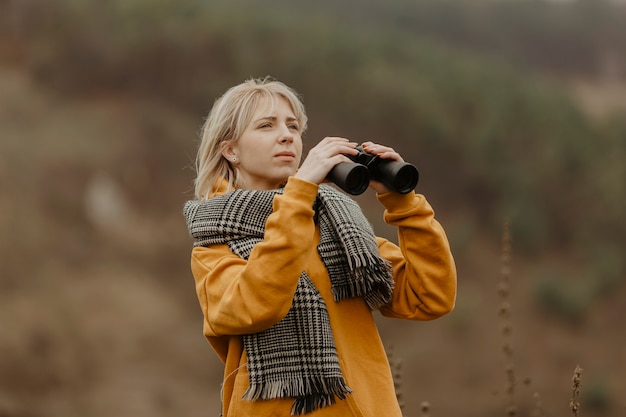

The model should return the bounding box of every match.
[327,146,419,195]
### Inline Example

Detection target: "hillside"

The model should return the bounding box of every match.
[1,1,625,416]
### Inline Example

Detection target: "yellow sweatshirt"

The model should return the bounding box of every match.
[190,176,457,417]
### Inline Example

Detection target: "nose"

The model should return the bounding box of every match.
[279,125,294,143]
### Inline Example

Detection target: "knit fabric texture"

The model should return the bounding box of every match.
[183,184,394,415]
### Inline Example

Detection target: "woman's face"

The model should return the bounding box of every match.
[223,95,303,190]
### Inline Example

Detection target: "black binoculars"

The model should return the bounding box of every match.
[327,146,419,195]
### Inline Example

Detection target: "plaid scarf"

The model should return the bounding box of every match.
[183,184,394,415]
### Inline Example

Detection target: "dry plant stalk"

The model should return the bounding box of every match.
[570,365,583,416]
[498,218,517,417]
[531,391,545,417]
[387,344,406,415]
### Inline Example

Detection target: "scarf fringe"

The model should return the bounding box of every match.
[333,259,394,310]
[291,392,338,415]
[242,376,352,415]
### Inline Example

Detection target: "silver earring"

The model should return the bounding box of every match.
[232,157,237,162]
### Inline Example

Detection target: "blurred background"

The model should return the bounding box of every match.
[1,0,625,416]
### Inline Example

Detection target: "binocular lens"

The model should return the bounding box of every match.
[344,165,369,195]
[388,164,419,194]
[327,162,370,195]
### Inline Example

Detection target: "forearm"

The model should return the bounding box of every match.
[377,191,457,320]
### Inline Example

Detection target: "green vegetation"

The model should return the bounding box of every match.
[1,0,625,416]
[12,0,625,256]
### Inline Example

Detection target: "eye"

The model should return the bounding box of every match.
[288,123,300,131]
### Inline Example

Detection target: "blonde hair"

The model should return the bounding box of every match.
[194,77,308,199]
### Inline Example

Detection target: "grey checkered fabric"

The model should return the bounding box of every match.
[184,184,394,415]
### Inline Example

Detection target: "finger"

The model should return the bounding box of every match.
[315,137,358,156]
[378,151,404,163]
[361,142,394,154]
[320,136,350,146]
[362,142,405,162]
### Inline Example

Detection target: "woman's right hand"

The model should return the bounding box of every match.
[294,137,359,185]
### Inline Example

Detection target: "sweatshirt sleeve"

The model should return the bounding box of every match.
[190,177,319,337]
[377,191,457,320]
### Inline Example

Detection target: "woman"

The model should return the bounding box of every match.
[183,77,457,416]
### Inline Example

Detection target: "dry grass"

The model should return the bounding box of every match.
[571,365,583,416]
[498,218,517,417]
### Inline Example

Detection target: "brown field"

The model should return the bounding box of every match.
[1,56,625,417]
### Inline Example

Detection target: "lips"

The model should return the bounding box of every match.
[275,151,296,159]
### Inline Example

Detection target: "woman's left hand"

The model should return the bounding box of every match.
[360,141,406,194]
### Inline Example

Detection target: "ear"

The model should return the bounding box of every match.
[220,142,238,162]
